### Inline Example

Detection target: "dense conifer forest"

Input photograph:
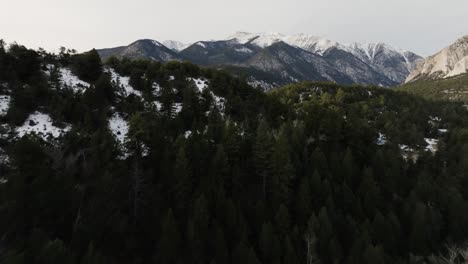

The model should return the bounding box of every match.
[1,41,468,264]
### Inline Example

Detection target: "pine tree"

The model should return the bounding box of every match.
[270,128,294,207]
[173,143,191,214]
[254,119,273,201]
[295,176,312,227]
[362,244,385,264]
[260,221,274,262]
[156,209,182,264]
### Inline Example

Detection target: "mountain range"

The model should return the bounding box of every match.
[97,32,423,90]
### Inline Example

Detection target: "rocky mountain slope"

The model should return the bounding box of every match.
[406,35,468,82]
[97,32,422,90]
[98,39,179,62]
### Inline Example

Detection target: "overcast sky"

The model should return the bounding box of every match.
[1,0,467,56]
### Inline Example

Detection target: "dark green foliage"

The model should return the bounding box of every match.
[71,49,102,82]
[2,43,468,264]
[398,73,468,102]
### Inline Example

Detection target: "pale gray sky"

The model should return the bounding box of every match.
[1,0,467,56]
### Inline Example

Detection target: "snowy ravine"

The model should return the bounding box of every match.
[107,113,150,158]
[15,111,71,140]
[106,68,142,97]
[59,68,90,93]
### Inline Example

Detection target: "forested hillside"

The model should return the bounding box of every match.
[2,41,468,264]
[399,73,468,103]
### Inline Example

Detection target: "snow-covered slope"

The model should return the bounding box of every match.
[342,42,422,83]
[16,111,71,140]
[59,68,90,93]
[106,68,142,97]
[108,112,129,145]
[406,35,468,82]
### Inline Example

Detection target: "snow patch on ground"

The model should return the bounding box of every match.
[399,144,416,161]
[211,92,225,112]
[438,128,448,134]
[59,68,90,93]
[108,113,129,145]
[174,103,183,114]
[107,68,142,97]
[16,111,71,140]
[425,138,439,154]
[376,133,387,145]
[152,82,162,96]
[152,101,163,111]
[0,95,11,116]
[189,78,209,92]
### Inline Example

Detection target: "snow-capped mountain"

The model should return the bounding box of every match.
[406,35,468,82]
[342,42,422,83]
[162,40,192,52]
[227,32,338,54]
[227,32,286,47]
[97,32,422,90]
[98,39,179,62]
[283,34,339,55]
[227,32,422,83]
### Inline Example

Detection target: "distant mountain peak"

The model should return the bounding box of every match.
[227,32,286,47]
[284,34,338,55]
[162,40,191,52]
[134,39,163,47]
[97,38,178,62]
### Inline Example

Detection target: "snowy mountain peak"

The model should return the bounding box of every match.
[227,32,338,54]
[227,31,258,43]
[284,34,339,55]
[227,32,285,47]
[344,42,402,61]
[137,39,164,47]
[162,40,191,52]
